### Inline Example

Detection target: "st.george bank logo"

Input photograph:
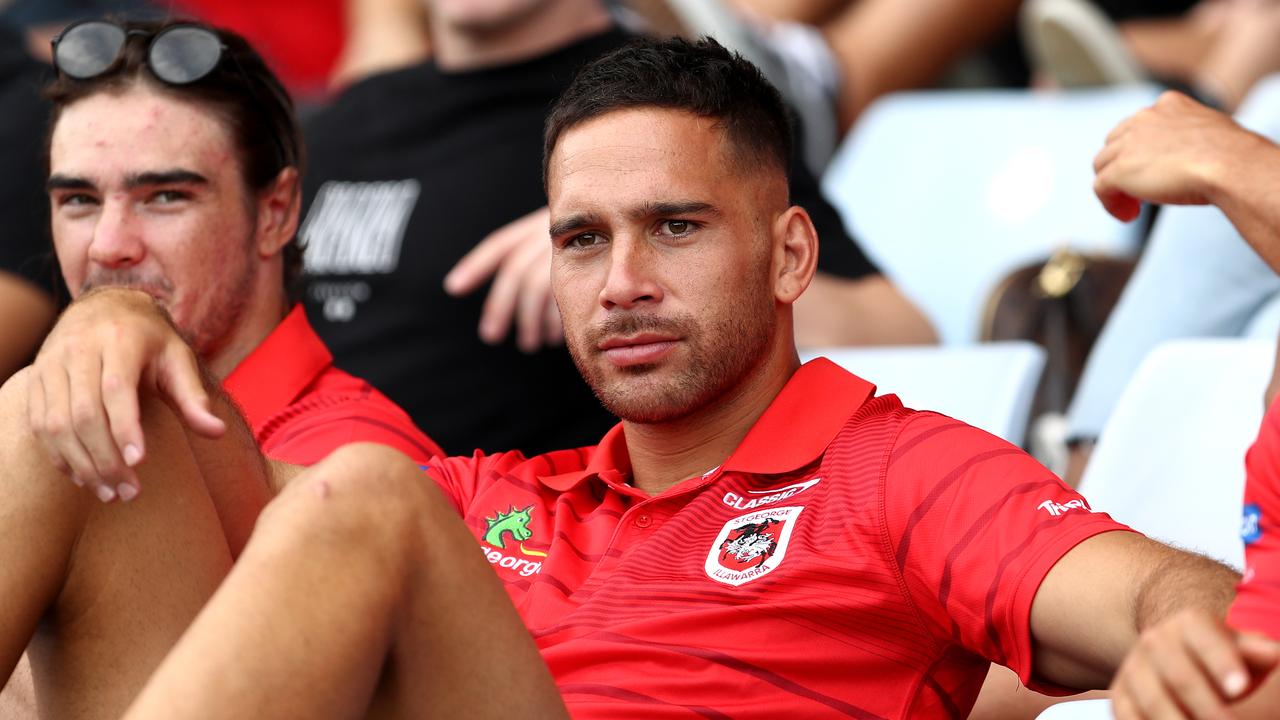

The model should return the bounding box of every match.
[705,506,804,587]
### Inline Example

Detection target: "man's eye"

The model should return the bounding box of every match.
[60,193,95,206]
[566,232,603,249]
[658,220,695,236]
[151,190,189,204]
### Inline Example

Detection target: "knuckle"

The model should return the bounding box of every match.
[70,403,98,429]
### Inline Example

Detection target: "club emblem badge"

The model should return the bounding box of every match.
[704,506,804,587]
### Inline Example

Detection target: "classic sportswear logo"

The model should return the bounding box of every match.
[722,477,821,511]
[705,506,803,587]
[481,506,544,578]
[1037,498,1092,517]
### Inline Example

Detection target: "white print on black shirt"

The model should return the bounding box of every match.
[302,179,421,274]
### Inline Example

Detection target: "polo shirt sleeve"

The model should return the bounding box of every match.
[1228,399,1280,640]
[424,450,532,517]
[258,400,444,467]
[882,411,1132,693]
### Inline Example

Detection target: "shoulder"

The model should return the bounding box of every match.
[257,369,442,465]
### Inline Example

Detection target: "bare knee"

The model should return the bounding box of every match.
[253,444,448,580]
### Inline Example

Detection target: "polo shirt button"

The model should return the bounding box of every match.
[635,514,653,528]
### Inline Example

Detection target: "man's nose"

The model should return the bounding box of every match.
[598,234,664,310]
[87,200,146,269]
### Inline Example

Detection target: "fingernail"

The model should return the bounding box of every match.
[117,484,138,503]
[1224,671,1248,697]
[71,474,84,487]
[95,485,116,503]
[122,444,142,467]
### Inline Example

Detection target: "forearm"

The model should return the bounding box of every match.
[1205,135,1280,274]
[1133,550,1238,635]
[794,274,937,346]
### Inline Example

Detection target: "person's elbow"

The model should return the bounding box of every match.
[794,273,937,347]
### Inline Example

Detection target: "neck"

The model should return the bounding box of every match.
[625,335,800,496]
[205,272,289,380]
[431,0,612,71]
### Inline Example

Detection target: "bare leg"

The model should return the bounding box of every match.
[125,443,568,719]
[0,368,269,719]
[822,0,1023,129]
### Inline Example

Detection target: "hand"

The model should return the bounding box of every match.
[1111,608,1280,719]
[442,207,564,353]
[1093,90,1269,222]
[27,287,225,503]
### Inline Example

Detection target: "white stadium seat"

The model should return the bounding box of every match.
[801,341,1046,446]
[821,85,1160,344]
[1077,339,1275,569]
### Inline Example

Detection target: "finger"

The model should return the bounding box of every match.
[1094,176,1143,222]
[41,365,113,501]
[1149,635,1235,718]
[67,351,136,495]
[1106,115,1134,144]
[515,241,554,353]
[1092,138,1122,175]
[1238,632,1280,677]
[478,248,525,345]
[100,352,146,468]
[443,210,540,296]
[156,342,225,438]
[1185,615,1256,700]
[1122,652,1192,720]
[544,299,564,346]
[1112,690,1140,720]
[26,369,68,475]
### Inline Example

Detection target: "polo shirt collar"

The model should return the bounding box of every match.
[223,306,332,430]
[538,358,875,490]
[721,357,876,474]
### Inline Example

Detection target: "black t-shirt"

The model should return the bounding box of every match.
[301,27,877,456]
[0,24,56,297]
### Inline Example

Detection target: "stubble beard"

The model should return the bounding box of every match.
[567,272,777,425]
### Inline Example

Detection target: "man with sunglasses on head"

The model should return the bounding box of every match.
[0,18,441,718]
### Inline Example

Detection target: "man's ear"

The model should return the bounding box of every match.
[255,166,301,258]
[772,205,818,304]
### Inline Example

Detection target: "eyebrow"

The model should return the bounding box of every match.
[45,169,210,194]
[548,201,720,238]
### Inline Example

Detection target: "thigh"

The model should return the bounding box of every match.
[0,374,253,720]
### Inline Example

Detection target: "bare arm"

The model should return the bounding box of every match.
[1030,530,1280,718]
[1094,91,1280,273]
[0,272,54,386]
[793,272,936,346]
[1029,531,1242,688]
[823,0,1023,128]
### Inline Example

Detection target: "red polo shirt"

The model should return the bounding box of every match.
[425,358,1128,718]
[1229,398,1280,639]
[224,306,441,466]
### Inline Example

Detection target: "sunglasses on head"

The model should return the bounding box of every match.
[52,20,228,85]
[51,19,292,170]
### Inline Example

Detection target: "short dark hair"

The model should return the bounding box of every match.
[45,18,307,301]
[543,36,792,186]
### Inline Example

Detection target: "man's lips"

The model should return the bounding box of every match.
[597,333,680,367]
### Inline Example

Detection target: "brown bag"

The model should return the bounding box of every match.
[981,249,1136,420]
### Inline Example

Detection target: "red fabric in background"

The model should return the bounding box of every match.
[169,0,345,100]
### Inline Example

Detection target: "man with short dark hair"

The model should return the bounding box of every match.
[2,37,1252,719]
[300,0,936,458]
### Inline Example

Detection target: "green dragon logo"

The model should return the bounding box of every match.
[484,505,534,549]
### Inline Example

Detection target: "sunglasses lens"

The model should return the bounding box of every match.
[56,21,127,79]
[150,26,222,84]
